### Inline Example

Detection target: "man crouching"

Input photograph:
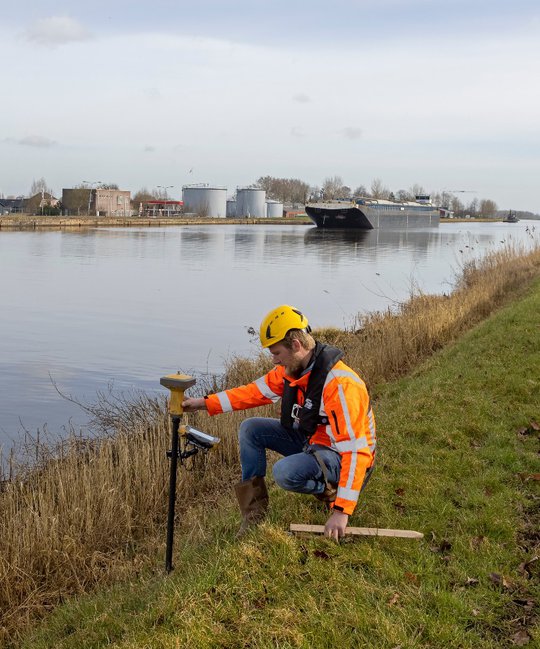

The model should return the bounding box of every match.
[182,305,376,540]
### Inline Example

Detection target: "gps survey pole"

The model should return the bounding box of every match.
[160,373,196,573]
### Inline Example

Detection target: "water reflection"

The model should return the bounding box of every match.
[303,226,445,269]
[303,228,371,246]
[304,226,440,254]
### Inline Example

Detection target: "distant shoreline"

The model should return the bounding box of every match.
[0,215,311,229]
[0,215,501,229]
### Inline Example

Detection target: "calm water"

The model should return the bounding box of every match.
[0,221,537,448]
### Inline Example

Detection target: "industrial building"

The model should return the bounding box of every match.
[182,184,227,218]
[94,189,131,217]
[138,200,184,217]
[236,187,266,218]
[265,200,284,218]
[62,188,131,217]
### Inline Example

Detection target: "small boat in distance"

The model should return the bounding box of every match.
[503,210,519,223]
[305,195,439,229]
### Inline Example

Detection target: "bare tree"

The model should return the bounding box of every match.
[466,198,479,217]
[254,176,310,204]
[479,199,498,218]
[408,184,425,199]
[321,176,347,200]
[132,188,157,204]
[353,184,368,197]
[450,196,464,216]
[131,188,158,213]
[154,187,171,200]
[29,177,54,197]
[439,191,453,208]
[62,185,91,216]
[370,178,389,199]
[397,189,411,201]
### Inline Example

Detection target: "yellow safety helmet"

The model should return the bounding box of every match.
[259,305,310,348]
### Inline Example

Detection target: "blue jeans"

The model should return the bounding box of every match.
[238,417,341,496]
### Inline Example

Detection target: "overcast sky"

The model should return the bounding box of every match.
[2,0,539,211]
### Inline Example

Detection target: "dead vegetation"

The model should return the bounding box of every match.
[317,244,540,389]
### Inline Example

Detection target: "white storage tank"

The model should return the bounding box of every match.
[182,184,227,218]
[226,199,237,217]
[265,200,283,218]
[236,187,266,218]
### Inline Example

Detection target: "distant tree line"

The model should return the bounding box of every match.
[252,175,502,217]
[251,176,311,204]
[132,186,172,204]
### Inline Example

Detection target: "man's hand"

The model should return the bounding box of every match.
[324,510,349,541]
[181,397,207,412]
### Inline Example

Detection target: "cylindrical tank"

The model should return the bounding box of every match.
[226,199,237,218]
[236,188,266,218]
[182,184,227,218]
[265,200,284,218]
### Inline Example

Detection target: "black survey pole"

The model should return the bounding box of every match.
[165,415,180,573]
[161,372,196,574]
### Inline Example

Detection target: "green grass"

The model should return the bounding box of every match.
[16,281,540,649]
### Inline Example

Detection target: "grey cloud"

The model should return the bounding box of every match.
[143,87,161,100]
[24,16,93,48]
[293,93,311,103]
[18,135,57,148]
[342,127,362,140]
[291,126,306,138]
[144,145,156,152]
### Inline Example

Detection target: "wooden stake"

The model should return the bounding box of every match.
[290,523,424,539]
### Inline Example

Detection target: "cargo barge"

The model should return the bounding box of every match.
[305,195,439,229]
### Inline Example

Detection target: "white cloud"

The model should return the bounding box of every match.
[24,16,92,48]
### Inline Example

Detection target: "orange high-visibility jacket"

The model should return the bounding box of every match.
[205,358,376,515]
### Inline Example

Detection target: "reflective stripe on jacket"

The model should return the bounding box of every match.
[205,358,376,516]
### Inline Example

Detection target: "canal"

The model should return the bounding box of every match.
[0,221,536,448]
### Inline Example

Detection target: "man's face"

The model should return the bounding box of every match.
[267,341,303,375]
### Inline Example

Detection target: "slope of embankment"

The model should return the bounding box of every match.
[3,245,539,648]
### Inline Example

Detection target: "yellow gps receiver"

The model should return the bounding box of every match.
[160,373,196,416]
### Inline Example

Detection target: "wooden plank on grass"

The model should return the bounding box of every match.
[290,523,424,539]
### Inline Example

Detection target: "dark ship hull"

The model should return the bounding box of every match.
[305,198,439,229]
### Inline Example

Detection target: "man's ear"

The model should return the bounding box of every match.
[291,338,302,352]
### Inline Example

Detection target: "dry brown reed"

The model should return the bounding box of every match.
[0,391,271,645]
[317,243,540,390]
[1,241,540,644]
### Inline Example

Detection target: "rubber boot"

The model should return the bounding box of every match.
[234,476,269,538]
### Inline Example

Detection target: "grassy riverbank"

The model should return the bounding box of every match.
[2,244,540,647]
